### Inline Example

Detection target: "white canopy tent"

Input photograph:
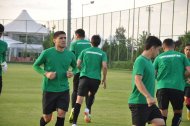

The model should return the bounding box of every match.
[5,10,49,34]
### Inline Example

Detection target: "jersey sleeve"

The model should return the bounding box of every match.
[133,58,145,76]
[69,42,75,53]
[102,52,108,62]
[70,52,77,70]
[33,50,46,75]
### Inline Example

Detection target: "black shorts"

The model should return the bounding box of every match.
[78,76,100,97]
[185,87,190,97]
[156,88,184,110]
[129,104,163,126]
[42,90,70,114]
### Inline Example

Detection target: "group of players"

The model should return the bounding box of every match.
[1,23,190,126]
[128,36,190,126]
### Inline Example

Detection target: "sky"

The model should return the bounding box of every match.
[0,0,170,21]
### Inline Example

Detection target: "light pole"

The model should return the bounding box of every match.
[82,1,94,29]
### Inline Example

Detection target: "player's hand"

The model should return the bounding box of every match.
[101,79,106,89]
[187,78,190,84]
[1,62,8,73]
[45,72,56,80]
[66,71,73,78]
[146,96,156,107]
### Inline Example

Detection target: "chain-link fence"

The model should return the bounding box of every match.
[0,0,189,64]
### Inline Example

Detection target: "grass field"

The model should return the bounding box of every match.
[0,63,190,126]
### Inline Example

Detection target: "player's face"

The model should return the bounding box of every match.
[54,34,67,49]
[184,46,190,57]
[152,46,161,58]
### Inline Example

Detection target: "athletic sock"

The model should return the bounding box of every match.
[73,103,81,124]
[55,117,65,126]
[40,117,48,126]
[172,113,182,126]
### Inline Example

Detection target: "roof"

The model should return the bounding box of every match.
[5,10,49,34]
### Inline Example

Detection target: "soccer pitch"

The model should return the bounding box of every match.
[0,63,189,126]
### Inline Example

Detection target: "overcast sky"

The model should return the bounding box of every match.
[0,0,169,21]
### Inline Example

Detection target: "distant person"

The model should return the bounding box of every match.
[128,36,165,126]
[33,31,76,126]
[69,29,91,123]
[154,39,190,126]
[72,35,107,126]
[0,24,8,95]
[184,44,190,120]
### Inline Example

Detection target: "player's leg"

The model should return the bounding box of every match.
[56,90,70,126]
[184,87,190,120]
[69,73,80,123]
[156,89,169,124]
[148,105,165,126]
[129,104,148,126]
[40,92,56,126]
[84,78,100,123]
[72,77,88,125]
[170,89,184,126]
[71,73,80,108]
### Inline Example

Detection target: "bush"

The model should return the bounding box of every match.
[110,61,133,70]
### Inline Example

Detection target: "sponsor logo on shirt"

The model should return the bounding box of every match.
[159,54,181,59]
[86,51,102,56]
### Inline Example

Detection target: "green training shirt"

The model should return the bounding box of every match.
[0,40,8,76]
[185,58,190,87]
[154,50,190,91]
[33,47,76,92]
[78,47,107,80]
[70,39,91,74]
[128,55,155,104]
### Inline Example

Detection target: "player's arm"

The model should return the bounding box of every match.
[33,51,46,75]
[135,75,156,107]
[77,59,82,70]
[77,50,84,70]
[101,61,107,89]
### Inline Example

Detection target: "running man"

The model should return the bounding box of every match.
[72,35,107,126]
[154,39,190,126]
[128,36,165,126]
[69,29,91,123]
[184,43,190,120]
[33,31,76,126]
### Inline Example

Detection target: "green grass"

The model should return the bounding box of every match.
[0,63,190,126]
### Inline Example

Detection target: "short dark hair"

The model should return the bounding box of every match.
[0,24,4,33]
[185,43,190,47]
[91,35,101,47]
[144,36,162,50]
[163,38,174,47]
[53,31,66,39]
[75,29,85,38]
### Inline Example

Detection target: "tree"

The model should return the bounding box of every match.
[176,31,190,52]
[114,27,127,61]
[42,31,54,49]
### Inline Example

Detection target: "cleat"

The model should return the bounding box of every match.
[69,108,74,123]
[84,111,91,123]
